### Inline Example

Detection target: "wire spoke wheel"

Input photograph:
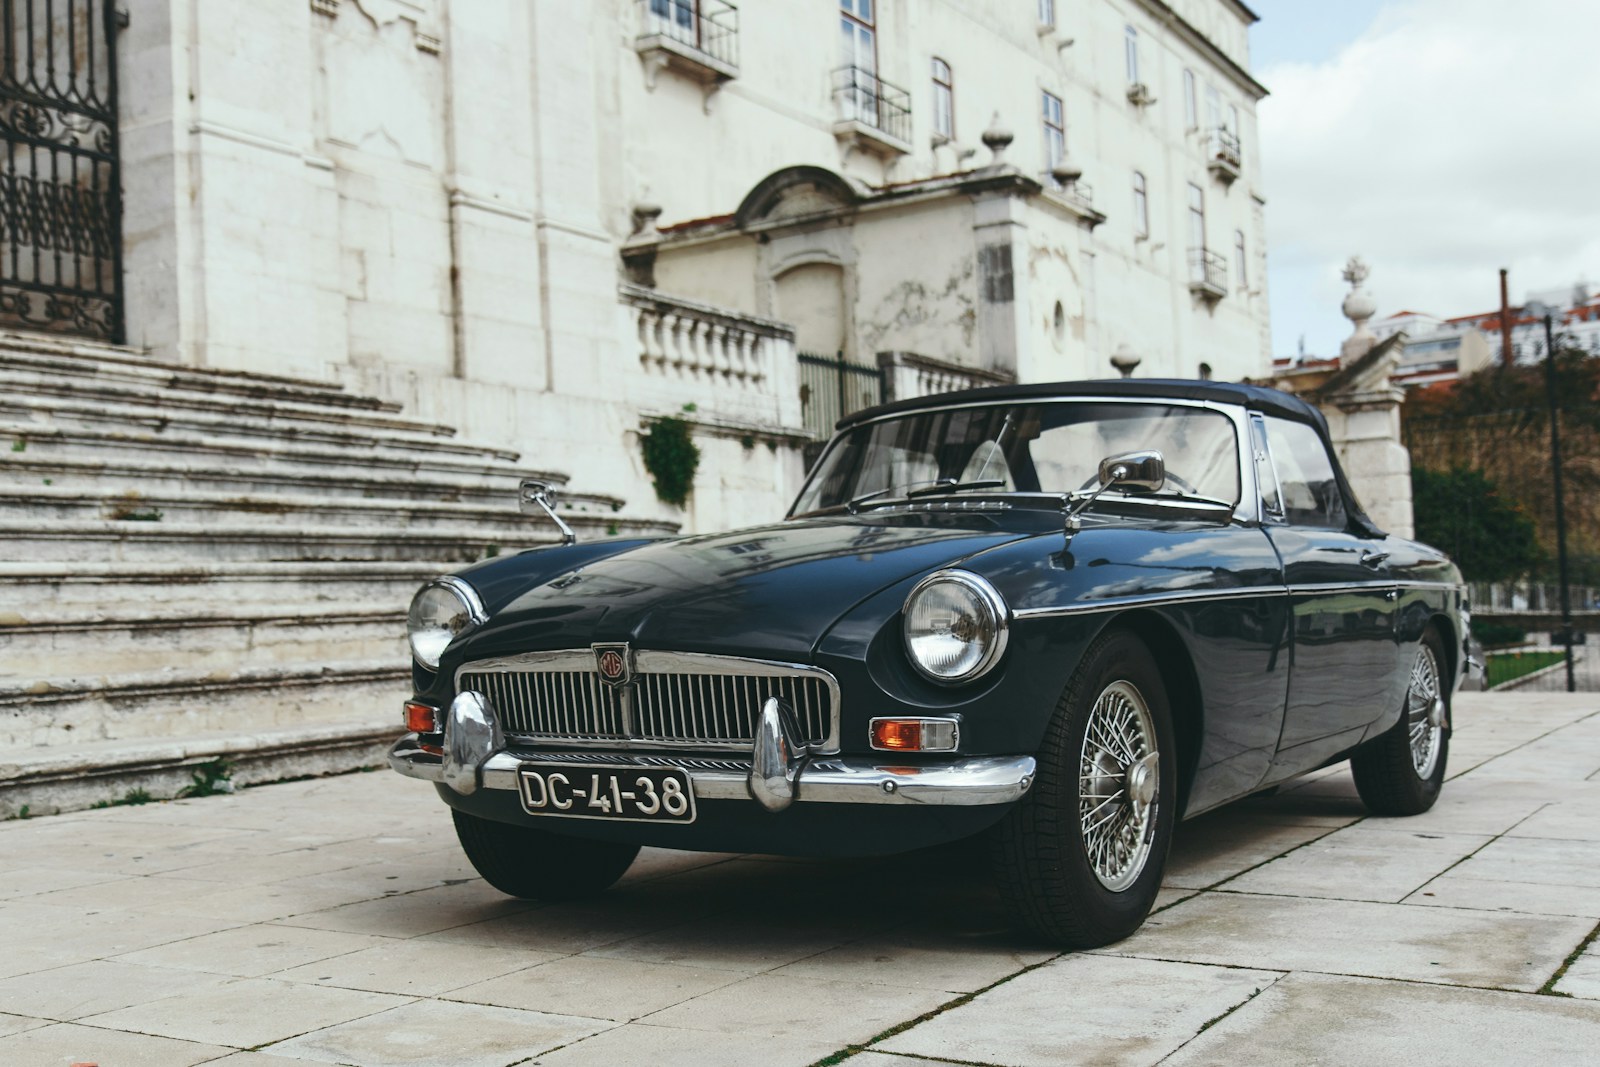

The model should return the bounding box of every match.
[1407,643,1444,779]
[1078,679,1159,892]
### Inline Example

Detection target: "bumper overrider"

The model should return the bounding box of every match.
[389,691,1037,810]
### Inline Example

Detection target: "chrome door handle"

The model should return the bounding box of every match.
[1360,550,1389,568]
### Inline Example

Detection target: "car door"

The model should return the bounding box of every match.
[1255,414,1398,760]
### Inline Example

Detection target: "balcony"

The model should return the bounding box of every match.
[832,66,912,157]
[1040,175,1106,229]
[1188,248,1229,302]
[635,0,739,95]
[1206,127,1242,184]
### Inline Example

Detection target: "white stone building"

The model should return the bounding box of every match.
[107,0,1272,530]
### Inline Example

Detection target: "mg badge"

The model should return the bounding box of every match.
[593,643,633,688]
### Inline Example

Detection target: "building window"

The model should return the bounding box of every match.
[840,0,876,73]
[1132,171,1149,239]
[1124,26,1139,83]
[1039,0,1055,27]
[1227,103,1240,135]
[1234,229,1247,288]
[1187,182,1205,251]
[932,57,954,140]
[1042,90,1065,167]
[1205,83,1221,129]
[1183,69,1197,129]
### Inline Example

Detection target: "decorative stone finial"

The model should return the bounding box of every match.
[631,202,663,239]
[981,113,1013,166]
[1050,157,1083,187]
[1340,255,1378,363]
[1110,343,1141,379]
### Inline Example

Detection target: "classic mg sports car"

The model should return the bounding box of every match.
[390,379,1471,948]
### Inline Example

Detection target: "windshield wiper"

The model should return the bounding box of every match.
[846,478,1008,513]
[905,478,1008,498]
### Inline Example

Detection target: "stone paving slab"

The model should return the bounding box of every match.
[0,692,1594,1066]
[1159,971,1600,1066]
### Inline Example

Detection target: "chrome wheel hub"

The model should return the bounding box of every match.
[1407,645,1444,778]
[1079,679,1159,893]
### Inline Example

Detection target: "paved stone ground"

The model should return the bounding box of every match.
[2,691,1598,1067]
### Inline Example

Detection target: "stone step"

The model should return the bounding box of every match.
[0,484,624,535]
[0,452,615,513]
[0,561,446,609]
[0,604,405,677]
[0,329,358,398]
[0,516,672,563]
[0,343,396,411]
[2,386,463,445]
[0,718,400,819]
[0,419,540,482]
[0,658,410,749]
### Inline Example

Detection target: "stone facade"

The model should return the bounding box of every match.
[112,0,1272,530]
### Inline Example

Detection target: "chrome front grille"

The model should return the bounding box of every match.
[456,649,839,753]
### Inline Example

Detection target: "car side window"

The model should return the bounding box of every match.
[1262,416,1347,529]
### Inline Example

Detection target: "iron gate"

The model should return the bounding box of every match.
[0,0,122,342]
[798,350,883,441]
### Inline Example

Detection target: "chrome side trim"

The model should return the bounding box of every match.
[1011,579,1464,621]
[389,734,1036,807]
[1012,585,1283,619]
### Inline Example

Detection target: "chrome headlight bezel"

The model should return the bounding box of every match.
[407,576,487,670]
[902,570,1010,686]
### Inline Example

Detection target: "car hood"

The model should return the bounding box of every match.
[451,515,1035,663]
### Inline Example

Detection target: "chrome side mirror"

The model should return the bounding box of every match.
[519,479,576,546]
[1098,449,1166,494]
[1064,449,1167,542]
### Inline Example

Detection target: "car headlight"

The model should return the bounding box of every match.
[903,570,1010,685]
[407,577,486,670]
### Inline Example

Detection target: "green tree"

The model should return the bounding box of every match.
[1411,467,1542,581]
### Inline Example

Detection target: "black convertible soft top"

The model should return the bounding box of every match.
[836,377,1324,429]
[834,377,1385,538]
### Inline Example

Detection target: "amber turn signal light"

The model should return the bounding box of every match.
[869,717,958,752]
[404,701,440,734]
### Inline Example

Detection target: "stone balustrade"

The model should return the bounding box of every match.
[876,349,1015,404]
[620,284,802,429]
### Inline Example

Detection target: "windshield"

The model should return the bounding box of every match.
[791,401,1240,515]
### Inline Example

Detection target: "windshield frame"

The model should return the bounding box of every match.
[788,394,1260,522]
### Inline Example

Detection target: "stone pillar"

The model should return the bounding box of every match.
[1321,257,1413,538]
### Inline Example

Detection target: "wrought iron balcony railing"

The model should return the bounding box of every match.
[1188,248,1229,300]
[1206,127,1242,183]
[637,0,739,77]
[832,65,912,148]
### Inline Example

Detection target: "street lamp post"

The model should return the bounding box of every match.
[1529,303,1577,692]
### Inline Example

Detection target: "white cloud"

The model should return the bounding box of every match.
[1259,0,1600,356]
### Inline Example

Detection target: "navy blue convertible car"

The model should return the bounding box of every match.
[391,379,1469,947]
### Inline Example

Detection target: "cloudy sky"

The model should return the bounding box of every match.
[1249,0,1600,358]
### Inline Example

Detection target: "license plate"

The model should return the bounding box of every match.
[515,762,696,824]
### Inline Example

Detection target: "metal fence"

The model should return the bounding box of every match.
[1406,397,1600,692]
[0,0,122,342]
[797,351,883,443]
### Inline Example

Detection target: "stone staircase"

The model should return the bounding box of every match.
[0,333,675,816]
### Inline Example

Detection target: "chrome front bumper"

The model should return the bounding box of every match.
[389,691,1036,809]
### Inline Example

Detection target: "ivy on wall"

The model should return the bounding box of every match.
[640,414,700,507]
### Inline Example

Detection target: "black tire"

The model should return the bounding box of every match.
[990,627,1178,949]
[453,810,640,900]
[1350,627,1451,816]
